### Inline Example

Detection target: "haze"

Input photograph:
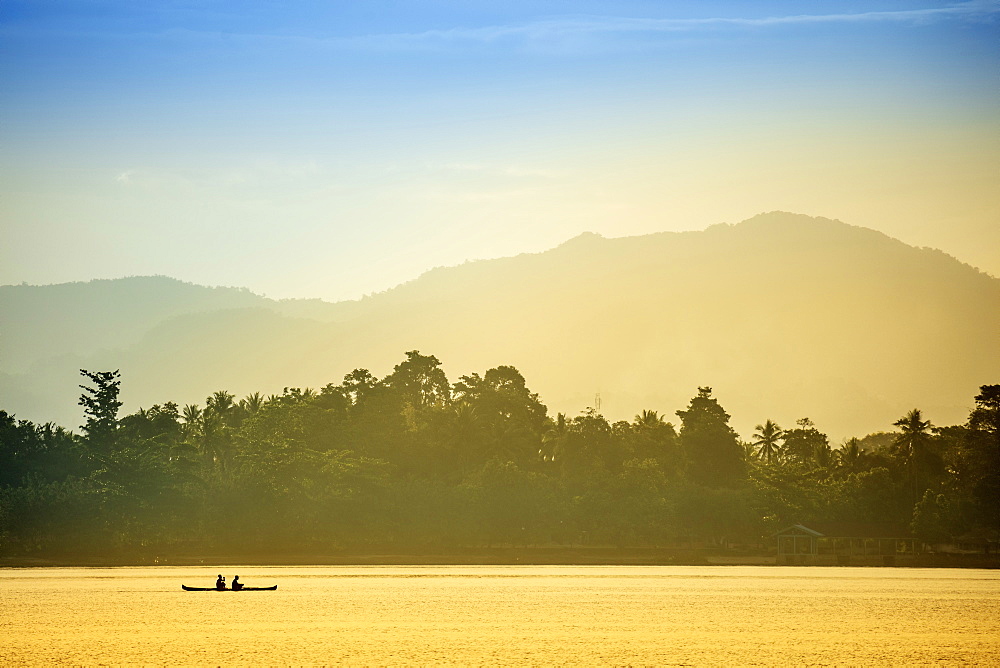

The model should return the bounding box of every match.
[2,1,998,301]
[2,213,997,441]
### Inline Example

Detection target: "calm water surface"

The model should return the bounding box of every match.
[2,565,998,665]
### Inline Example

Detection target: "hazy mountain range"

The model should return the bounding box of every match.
[2,212,997,440]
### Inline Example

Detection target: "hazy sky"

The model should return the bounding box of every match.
[2,1,998,301]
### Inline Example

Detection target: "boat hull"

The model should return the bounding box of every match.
[181,585,277,591]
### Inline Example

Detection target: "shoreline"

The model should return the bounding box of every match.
[3,547,997,569]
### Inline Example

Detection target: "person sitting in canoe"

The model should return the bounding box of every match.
[231,576,243,591]
[215,574,226,590]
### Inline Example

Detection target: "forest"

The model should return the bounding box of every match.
[1,351,997,560]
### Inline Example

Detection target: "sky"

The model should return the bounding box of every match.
[2,0,998,301]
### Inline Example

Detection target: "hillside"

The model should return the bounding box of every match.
[2,212,997,439]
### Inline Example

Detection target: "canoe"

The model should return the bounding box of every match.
[181,585,278,591]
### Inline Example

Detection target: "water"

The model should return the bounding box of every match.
[2,566,998,665]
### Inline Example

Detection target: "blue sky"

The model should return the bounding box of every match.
[2,1,998,299]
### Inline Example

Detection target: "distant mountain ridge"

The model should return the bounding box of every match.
[1,277,266,374]
[2,212,997,439]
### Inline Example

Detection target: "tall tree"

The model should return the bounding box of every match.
[340,369,378,408]
[893,408,934,503]
[384,351,451,411]
[676,387,744,487]
[782,418,829,466]
[206,390,238,428]
[961,385,1000,532]
[969,385,1000,436]
[453,365,547,467]
[78,369,122,455]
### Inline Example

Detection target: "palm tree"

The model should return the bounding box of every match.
[239,392,264,416]
[180,404,202,439]
[894,408,934,503]
[813,441,834,470]
[630,409,679,470]
[208,390,246,433]
[634,409,665,430]
[836,437,867,474]
[450,402,484,475]
[752,419,784,465]
[199,411,230,470]
[206,390,234,413]
[541,413,569,463]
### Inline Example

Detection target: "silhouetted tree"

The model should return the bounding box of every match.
[836,437,869,475]
[453,365,547,468]
[340,368,378,407]
[893,408,935,503]
[782,418,828,466]
[752,419,784,465]
[78,369,122,455]
[676,387,744,487]
[812,440,834,471]
[960,385,1000,532]
[969,385,1000,435]
[0,411,83,487]
[239,392,265,416]
[628,410,680,473]
[384,350,451,411]
[4,358,994,560]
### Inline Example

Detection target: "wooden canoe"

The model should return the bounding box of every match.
[181,585,277,591]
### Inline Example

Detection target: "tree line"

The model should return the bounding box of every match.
[1,351,997,558]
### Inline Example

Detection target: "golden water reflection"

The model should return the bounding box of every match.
[3,566,998,665]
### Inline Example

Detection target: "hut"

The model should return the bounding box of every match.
[772,522,917,565]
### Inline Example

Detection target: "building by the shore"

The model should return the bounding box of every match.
[772,522,917,566]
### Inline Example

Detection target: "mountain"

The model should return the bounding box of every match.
[0,275,350,374]
[2,212,997,439]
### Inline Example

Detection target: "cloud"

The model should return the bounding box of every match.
[13,2,995,56]
[355,1,1000,49]
[115,170,133,184]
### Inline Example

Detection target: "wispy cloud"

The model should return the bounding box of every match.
[11,2,995,54]
[354,1,1000,49]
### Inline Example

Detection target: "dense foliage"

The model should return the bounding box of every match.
[1,352,996,558]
